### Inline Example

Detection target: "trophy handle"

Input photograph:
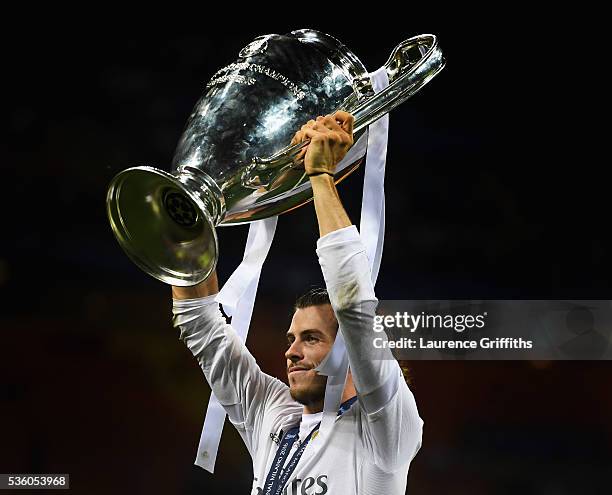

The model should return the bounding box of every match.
[351,33,445,133]
[242,34,444,190]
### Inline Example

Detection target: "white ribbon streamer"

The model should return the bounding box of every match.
[360,66,390,282]
[195,217,277,472]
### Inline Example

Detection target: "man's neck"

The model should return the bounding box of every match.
[303,386,357,414]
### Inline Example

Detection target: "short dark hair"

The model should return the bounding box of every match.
[294,287,331,311]
[293,287,413,387]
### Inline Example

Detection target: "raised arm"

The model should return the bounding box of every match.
[296,111,392,400]
[171,272,296,455]
[295,111,423,469]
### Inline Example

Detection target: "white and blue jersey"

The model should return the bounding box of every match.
[172,226,424,494]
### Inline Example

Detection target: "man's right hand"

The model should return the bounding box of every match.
[172,271,219,300]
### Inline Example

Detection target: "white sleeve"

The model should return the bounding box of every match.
[316,225,424,471]
[172,295,293,455]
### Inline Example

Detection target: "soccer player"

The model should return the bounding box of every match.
[172,111,423,494]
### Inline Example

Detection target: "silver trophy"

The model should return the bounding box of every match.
[106,30,444,286]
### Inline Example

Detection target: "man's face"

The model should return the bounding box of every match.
[285,304,338,407]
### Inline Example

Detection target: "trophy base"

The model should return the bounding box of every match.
[106,166,218,286]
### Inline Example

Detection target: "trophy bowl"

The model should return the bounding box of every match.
[106,29,444,286]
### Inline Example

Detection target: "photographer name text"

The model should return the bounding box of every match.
[373,311,533,350]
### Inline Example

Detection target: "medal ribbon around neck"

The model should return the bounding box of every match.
[263,396,358,495]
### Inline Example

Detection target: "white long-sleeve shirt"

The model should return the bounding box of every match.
[172,226,423,494]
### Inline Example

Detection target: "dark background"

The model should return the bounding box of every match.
[2,12,609,495]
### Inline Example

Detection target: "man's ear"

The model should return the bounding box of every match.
[324,304,339,335]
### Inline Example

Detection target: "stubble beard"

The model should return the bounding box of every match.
[289,372,328,409]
